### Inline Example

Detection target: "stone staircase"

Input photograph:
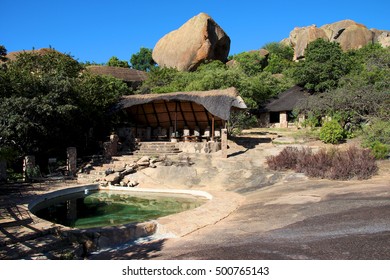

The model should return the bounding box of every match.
[134,142,182,156]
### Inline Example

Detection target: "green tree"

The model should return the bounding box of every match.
[263,42,294,60]
[293,38,351,92]
[130,47,156,72]
[0,48,127,163]
[232,51,267,76]
[107,56,129,68]
[0,45,7,62]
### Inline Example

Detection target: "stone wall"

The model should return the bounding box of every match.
[175,141,221,154]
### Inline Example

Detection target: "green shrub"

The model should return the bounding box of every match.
[319,119,345,144]
[370,141,389,159]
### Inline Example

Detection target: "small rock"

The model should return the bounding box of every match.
[104,172,121,184]
[105,168,114,175]
[114,166,125,173]
[120,167,135,176]
[137,156,151,166]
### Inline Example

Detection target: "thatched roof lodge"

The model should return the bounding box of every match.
[86,66,147,89]
[115,87,246,140]
[259,85,309,128]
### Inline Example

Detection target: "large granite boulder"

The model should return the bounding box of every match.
[152,13,230,71]
[373,29,390,48]
[283,19,389,60]
[321,20,374,51]
[289,25,328,60]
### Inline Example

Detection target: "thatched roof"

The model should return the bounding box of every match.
[5,48,60,61]
[86,66,147,82]
[260,85,309,112]
[116,87,246,120]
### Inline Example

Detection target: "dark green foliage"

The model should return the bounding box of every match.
[232,51,268,76]
[293,39,351,92]
[0,45,7,62]
[369,141,389,159]
[361,119,390,159]
[107,56,129,68]
[263,42,294,74]
[130,47,156,72]
[0,48,128,166]
[266,146,378,180]
[141,60,293,110]
[227,111,258,135]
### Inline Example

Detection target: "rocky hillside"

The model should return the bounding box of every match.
[282,19,390,60]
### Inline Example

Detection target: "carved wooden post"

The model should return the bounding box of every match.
[67,147,77,177]
[110,132,119,156]
[221,128,228,158]
[23,155,36,181]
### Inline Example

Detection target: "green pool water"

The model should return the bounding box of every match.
[32,190,207,229]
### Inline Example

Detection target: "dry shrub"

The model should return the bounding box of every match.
[266,146,301,170]
[328,146,378,180]
[266,146,378,180]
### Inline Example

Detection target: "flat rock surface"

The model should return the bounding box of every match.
[90,130,390,260]
[2,129,390,260]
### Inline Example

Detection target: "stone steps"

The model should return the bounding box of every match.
[135,142,182,156]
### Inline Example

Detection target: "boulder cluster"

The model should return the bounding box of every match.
[99,156,159,187]
[152,14,389,70]
[282,19,390,60]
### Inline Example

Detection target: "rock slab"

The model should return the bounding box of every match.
[152,13,230,71]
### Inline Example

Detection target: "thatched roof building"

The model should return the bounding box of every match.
[86,66,147,83]
[115,87,246,132]
[260,85,308,113]
[258,85,309,128]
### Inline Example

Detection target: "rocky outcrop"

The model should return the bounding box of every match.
[152,13,230,71]
[373,29,390,48]
[289,25,328,60]
[283,19,390,60]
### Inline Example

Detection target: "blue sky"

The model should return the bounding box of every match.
[2,0,389,64]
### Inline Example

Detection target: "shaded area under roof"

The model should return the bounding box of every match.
[260,85,309,112]
[86,66,147,82]
[114,87,247,130]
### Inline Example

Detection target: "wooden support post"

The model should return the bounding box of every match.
[67,147,77,177]
[221,128,228,158]
[211,115,215,142]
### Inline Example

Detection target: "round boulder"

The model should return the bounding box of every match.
[152,13,230,71]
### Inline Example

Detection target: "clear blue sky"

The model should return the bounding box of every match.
[2,0,389,64]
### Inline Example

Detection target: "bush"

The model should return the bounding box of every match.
[319,119,345,144]
[266,146,301,170]
[361,119,390,159]
[369,141,389,159]
[266,146,378,180]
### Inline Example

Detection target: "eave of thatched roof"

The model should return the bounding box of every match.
[115,87,247,121]
[5,48,60,61]
[86,66,147,82]
[260,85,309,112]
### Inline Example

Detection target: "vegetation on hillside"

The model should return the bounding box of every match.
[1,37,389,178]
